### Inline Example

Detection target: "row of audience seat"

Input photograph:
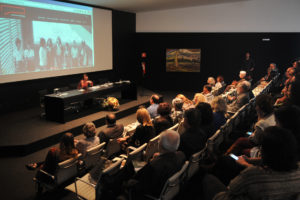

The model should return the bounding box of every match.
[34,73,280,200]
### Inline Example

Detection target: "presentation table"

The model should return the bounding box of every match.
[44,81,133,123]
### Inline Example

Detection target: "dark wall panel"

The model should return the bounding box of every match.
[136,33,300,91]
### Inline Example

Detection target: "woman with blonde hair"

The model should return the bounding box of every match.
[193,93,207,106]
[211,96,227,133]
[176,94,194,110]
[118,108,155,147]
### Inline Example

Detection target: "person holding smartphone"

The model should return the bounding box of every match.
[225,94,276,156]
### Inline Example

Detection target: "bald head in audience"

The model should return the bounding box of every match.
[159,130,180,153]
[106,113,116,125]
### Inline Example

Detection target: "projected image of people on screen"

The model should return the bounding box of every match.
[0,0,94,75]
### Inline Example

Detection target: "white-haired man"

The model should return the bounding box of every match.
[128,130,186,199]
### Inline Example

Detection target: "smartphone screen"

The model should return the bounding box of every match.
[247,131,253,136]
[230,153,239,160]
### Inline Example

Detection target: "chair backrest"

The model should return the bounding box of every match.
[168,123,179,131]
[177,120,185,135]
[128,143,148,162]
[105,139,121,158]
[186,151,202,180]
[95,158,124,200]
[144,135,161,161]
[207,129,224,155]
[102,158,124,176]
[84,142,106,169]
[56,155,80,184]
[160,161,189,200]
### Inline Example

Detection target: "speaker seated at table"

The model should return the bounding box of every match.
[78,73,93,90]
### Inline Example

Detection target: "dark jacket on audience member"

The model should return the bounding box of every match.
[178,127,206,158]
[228,92,249,113]
[98,123,124,144]
[131,151,186,198]
[129,124,155,147]
[153,116,173,135]
[213,112,227,133]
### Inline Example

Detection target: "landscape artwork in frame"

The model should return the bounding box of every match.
[166,49,201,72]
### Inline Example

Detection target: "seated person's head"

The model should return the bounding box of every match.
[193,93,207,105]
[136,108,152,126]
[60,132,75,154]
[150,94,160,105]
[83,122,96,138]
[172,98,183,111]
[176,94,187,103]
[237,81,249,94]
[239,71,247,79]
[196,102,213,126]
[286,68,295,78]
[231,80,238,86]
[83,73,89,81]
[261,126,298,172]
[217,76,224,83]
[105,113,116,125]
[269,63,277,70]
[183,108,201,129]
[255,94,274,117]
[157,102,171,117]
[211,96,227,114]
[159,130,180,153]
[203,85,212,95]
[207,77,216,86]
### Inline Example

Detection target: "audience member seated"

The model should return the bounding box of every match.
[202,84,214,103]
[196,102,215,139]
[274,105,300,160]
[127,130,186,200]
[154,102,173,135]
[275,83,292,106]
[224,80,238,93]
[193,93,207,106]
[147,94,160,119]
[226,94,276,156]
[211,96,227,133]
[262,63,279,82]
[176,94,194,110]
[207,126,300,200]
[275,67,295,105]
[284,67,295,86]
[171,98,184,124]
[214,75,225,90]
[207,77,216,87]
[238,70,247,83]
[227,81,250,113]
[98,113,124,144]
[26,133,78,178]
[118,108,155,147]
[78,73,93,89]
[76,122,100,155]
[178,108,206,158]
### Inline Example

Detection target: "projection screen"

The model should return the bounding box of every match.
[0,0,112,83]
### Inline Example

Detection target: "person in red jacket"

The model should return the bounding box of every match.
[78,73,93,89]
